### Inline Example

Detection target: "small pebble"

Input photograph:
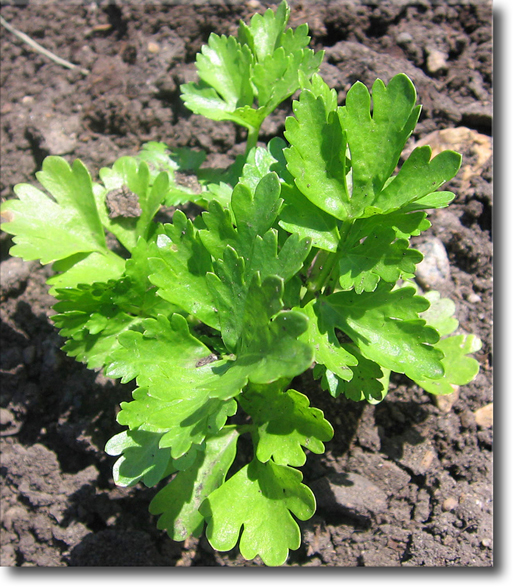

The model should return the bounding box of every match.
[0,407,14,427]
[474,403,493,428]
[396,32,413,45]
[442,496,459,512]
[435,386,459,413]
[459,409,476,429]
[419,449,435,473]
[415,237,451,290]
[426,48,449,74]
[466,292,482,304]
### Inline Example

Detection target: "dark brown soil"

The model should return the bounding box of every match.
[0,0,492,567]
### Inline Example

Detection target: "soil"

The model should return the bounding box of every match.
[0,0,492,568]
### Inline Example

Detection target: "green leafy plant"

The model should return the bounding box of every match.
[1,1,481,566]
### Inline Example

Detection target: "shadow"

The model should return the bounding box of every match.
[288,369,367,479]
[64,424,259,567]
[63,483,170,566]
[2,298,135,477]
[105,3,128,40]
[0,231,15,262]
[294,369,434,482]
[309,472,374,528]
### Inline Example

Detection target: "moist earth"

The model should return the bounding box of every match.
[0,0,492,567]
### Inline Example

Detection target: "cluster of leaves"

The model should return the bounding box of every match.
[0,1,481,566]
[181,0,323,153]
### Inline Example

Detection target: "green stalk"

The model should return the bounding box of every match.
[322,220,354,295]
[301,220,354,304]
[301,250,338,305]
[245,124,261,157]
[236,423,257,436]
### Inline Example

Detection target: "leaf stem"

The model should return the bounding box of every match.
[245,124,261,157]
[302,250,338,305]
[301,220,355,303]
[235,423,256,436]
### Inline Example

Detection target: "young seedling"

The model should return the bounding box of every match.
[1,1,481,566]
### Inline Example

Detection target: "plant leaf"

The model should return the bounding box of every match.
[51,236,174,369]
[46,250,125,295]
[240,384,333,467]
[235,294,313,386]
[105,313,213,386]
[337,226,423,293]
[181,34,258,129]
[419,290,459,337]
[413,334,482,395]
[105,429,172,488]
[238,0,290,62]
[52,275,146,370]
[205,246,248,350]
[265,136,341,251]
[251,47,323,115]
[318,284,444,381]
[203,173,311,350]
[284,74,460,224]
[203,172,311,282]
[1,157,108,264]
[231,173,282,248]
[149,213,220,330]
[117,385,237,460]
[181,84,265,129]
[195,34,254,110]
[201,458,315,566]
[106,307,310,457]
[402,190,456,212]
[298,301,357,382]
[413,290,481,394]
[208,267,313,382]
[135,141,179,183]
[279,183,341,252]
[149,428,239,541]
[337,74,421,213]
[314,345,386,403]
[182,1,322,131]
[285,89,350,220]
[371,146,462,214]
[357,209,431,240]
